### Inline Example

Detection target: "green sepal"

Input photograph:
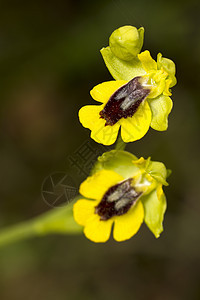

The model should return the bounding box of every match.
[100,46,146,81]
[137,27,145,54]
[146,161,168,186]
[157,53,177,87]
[149,94,173,131]
[141,188,167,238]
[91,150,140,179]
[167,169,172,178]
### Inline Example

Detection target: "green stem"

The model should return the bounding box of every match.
[115,132,126,150]
[0,220,37,247]
[0,198,82,248]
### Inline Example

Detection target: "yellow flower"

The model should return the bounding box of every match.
[73,151,168,243]
[79,50,175,145]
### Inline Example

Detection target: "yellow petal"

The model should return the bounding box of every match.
[163,79,172,96]
[91,120,120,145]
[120,100,152,142]
[148,78,166,99]
[84,213,113,243]
[73,199,97,226]
[113,201,144,242]
[90,80,127,103]
[80,169,124,200]
[78,104,120,145]
[138,50,157,72]
[156,184,164,200]
[132,157,146,166]
[78,104,103,130]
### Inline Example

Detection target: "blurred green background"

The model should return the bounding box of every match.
[0,0,200,299]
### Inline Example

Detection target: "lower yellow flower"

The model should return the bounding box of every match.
[79,51,174,145]
[73,169,144,242]
[73,151,168,243]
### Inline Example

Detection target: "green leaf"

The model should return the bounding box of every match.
[149,94,173,131]
[100,47,146,81]
[142,188,167,238]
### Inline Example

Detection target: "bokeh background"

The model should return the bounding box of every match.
[0,0,200,299]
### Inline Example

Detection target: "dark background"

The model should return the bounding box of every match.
[0,0,200,299]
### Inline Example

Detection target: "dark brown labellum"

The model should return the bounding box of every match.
[95,178,142,220]
[99,76,150,126]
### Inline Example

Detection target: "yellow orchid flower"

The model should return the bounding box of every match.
[79,49,176,145]
[73,150,168,243]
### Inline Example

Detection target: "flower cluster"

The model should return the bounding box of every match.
[73,25,176,243]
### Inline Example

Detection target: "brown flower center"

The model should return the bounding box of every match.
[99,76,150,126]
[95,178,142,220]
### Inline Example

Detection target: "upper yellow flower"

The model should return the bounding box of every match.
[79,50,176,145]
[73,150,168,243]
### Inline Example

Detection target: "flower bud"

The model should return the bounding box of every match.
[109,25,144,61]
